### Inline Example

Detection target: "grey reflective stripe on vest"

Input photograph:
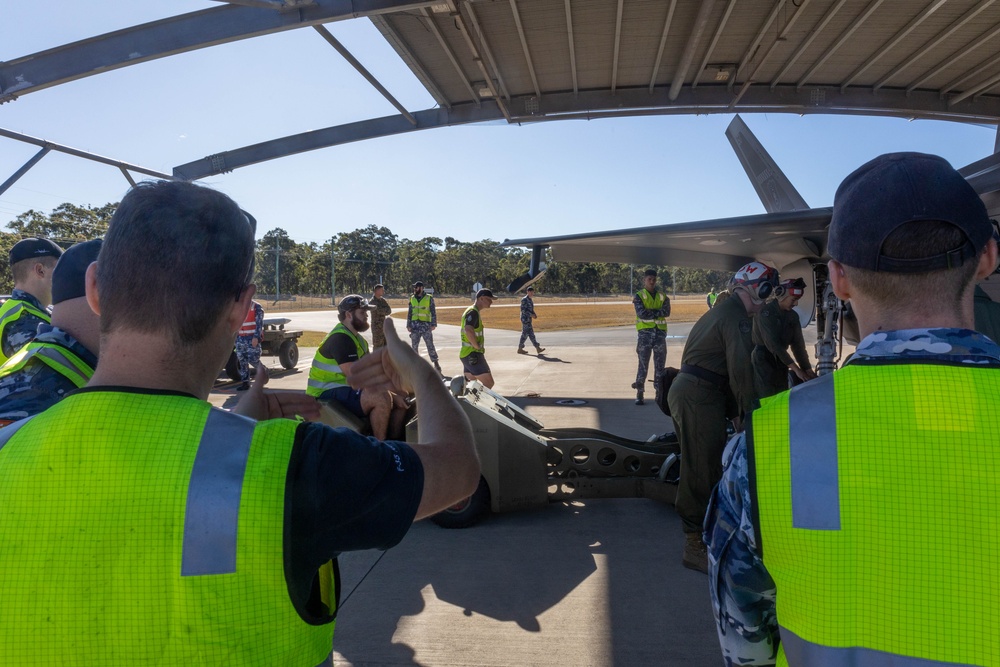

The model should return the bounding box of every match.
[182,409,255,576]
[788,373,840,530]
[0,302,27,325]
[781,627,972,666]
[0,414,36,452]
[34,346,90,387]
[311,360,341,374]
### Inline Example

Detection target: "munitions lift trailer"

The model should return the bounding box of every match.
[413,378,679,528]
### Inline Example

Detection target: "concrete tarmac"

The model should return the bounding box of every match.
[209,310,829,666]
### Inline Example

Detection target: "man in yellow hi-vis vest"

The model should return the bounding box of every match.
[0,180,479,665]
[0,237,63,365]
[0,239,101,425]
[706,152,1000,666]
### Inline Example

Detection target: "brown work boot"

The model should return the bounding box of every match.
[535,346,545,353]
[517,347,528,354]
[682,534,709,574]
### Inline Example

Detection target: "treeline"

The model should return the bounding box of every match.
[0,204,733,296]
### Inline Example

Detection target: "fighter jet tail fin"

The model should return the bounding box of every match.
[726,115,810,213]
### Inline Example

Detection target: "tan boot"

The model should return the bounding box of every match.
[682,534,708,574]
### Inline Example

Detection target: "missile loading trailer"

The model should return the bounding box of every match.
[415,379,680,528]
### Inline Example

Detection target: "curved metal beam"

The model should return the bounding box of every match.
[0,0,433,102]
[173,84,1000,181]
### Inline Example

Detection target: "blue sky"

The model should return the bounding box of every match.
[1,1,995,247]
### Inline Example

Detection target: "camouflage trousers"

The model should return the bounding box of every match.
[635,329,667,393]
[409,321,438,362]
[371,320,387,349]
[518,318,540,348]
[235,335,262,383]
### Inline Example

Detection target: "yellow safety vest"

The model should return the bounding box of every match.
[307,323,368,397]
[460,305,484,358]
[409,294,433,322]
[635,289,667,332]
[0,339,94,388]
[0,297,50,365]
[0,391,337,665]
[750,363,1000,666]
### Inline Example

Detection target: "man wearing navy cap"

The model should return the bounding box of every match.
[0,237,63,364]
[706,153,1000,665]
[0,239,101,425]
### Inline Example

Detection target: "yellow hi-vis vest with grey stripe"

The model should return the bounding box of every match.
[409,294,432,322]
[635,289,667,332]
[0,391,337,666]
[0,297,50,365]
[460,305,483,358]
[0,339,93,388]
[307,323,368,397]
[750,363,1000,666]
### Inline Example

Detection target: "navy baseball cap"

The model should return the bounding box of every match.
[476,288,495,300]
[829,152,992,273]
[52,239,102,305]
[9,237,63,266]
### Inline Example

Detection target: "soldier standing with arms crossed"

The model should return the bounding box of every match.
[407,280,441,373]
[632,268,670,405]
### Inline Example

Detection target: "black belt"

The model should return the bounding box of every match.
[679,364,728,388]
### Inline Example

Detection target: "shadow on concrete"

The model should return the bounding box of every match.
[536,354,571,364]
[332,499,719,666]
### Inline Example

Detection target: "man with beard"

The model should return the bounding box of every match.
[308,294,407,439]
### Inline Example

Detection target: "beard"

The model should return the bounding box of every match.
[352,312,371,332]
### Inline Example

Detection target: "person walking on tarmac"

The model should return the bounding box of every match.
[750,277,816,400]
[0,180,479,665]
[706,152,1000,666]
[308,294,408,440]
[707,288,718,309]
[517,286,545,354]
[0,237,63,365]
[407,281,441,372]
[461,288,496,388]
[632,268,670,405]
[0,239,101,426]
[666,260,778,573]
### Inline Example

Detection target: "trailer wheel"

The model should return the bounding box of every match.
[278,340,299,369]
[431,476,490,529]
[224,351,241,382]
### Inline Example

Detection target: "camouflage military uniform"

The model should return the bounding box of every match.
[751,299,812,401]
[705,328,999,665]
[407,296,439,363]
[370,295,392,348]
[633,289,669,397]
[0,324,97,424]
[235,301,264,383]
[0,289,50,363]
[518,294,541,349]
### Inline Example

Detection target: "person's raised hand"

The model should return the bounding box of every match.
[348,319,436,395]
[233,363,321,421]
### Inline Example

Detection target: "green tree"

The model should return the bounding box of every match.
[7,202,115,242]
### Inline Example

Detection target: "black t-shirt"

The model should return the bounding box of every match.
[464,309,480,329]
[319,330,363,364]
[285,422,423,621]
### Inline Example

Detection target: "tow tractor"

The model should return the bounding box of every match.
[319,376,679,528]
[224,317,303,381]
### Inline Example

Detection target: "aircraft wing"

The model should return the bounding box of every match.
[502,207,831,273]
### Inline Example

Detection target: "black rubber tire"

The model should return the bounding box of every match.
[224,350,241,382]
[278,340,299,369]
[431,476,491,529]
